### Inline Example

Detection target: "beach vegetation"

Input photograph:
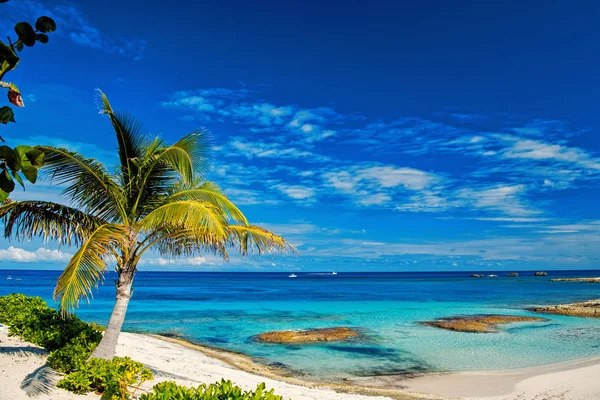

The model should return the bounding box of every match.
[0,293,153,398]
[139,379,284,400]
[0,92,294,359]
[0,1,57,200]
[0,293,102,371]
[57,356,153,399]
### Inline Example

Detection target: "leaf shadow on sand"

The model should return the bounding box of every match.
[20,364,59,397]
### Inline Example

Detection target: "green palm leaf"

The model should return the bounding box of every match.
[228,225,296,256]
[138,200,228,241]
[97,90,145,189]
[40,146,125,222]
[166,181,248,225]
[54,224,128,312]
[0,200,105,246]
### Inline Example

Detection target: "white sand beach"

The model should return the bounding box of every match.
[2,325,600,400]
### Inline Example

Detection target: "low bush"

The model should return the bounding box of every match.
[58,357,153,399]
[139,379,284,400]
[0,293,102,373]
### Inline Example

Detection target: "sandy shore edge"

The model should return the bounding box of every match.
[3,325,600,400]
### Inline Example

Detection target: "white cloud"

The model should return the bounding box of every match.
[223,138,330,162]
[456,184,538,217]
[501,136,600,170]
[162,89,344,144]
[322,163,444,210]
[473,217,549,222]
[142,257,209,266]
[0,247,72,263]
[274,184,315,200]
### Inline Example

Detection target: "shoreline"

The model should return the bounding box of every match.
[146,332,600,400]
[3,325,600,399]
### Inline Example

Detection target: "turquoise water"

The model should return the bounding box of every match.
[1,270,599,379]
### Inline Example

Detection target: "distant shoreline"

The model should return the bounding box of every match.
[148,331,600,399]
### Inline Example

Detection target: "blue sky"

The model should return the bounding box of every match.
[1,0,599,271]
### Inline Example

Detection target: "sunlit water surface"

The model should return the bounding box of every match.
[1,270,599,379]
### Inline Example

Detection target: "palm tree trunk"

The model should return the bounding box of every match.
[90,266,135,360]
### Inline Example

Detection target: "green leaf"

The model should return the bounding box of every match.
[35,16,56,33]
[36,34,49,44]
[0,41,19,80]
[0,168,15,193]
[0,145,20,170]
[11,170,24,189]
[21,164,38,183]
[14,145,32,160]
[0,106,15,124]
[25,149,44,167]
[0,188,8,202]
[14,22,36,47]
[15,41,23,52]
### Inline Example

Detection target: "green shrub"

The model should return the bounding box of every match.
[0,293,102,353]
[1,294,154,398]
[47,336,96,373]
[139,379,284,400]
[58,357,154,400]
[0,293,102,373]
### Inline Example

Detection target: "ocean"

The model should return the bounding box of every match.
[1,269,599,379]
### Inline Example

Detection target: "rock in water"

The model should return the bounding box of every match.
[550,277,600,283]
[534,271,548,276]
[529,299,600,318]
[421,315,546,333]
[257,327,360,343]
[507,272,519,277]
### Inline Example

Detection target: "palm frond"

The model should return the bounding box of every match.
[39,146,125,222]
[138,200,228,241]
[97,90,145,188]
[54,224,128,313]
[0,200,106,246]
[139,226,230,262]
[166,181,248,225]
[157,131,211,182]
[228,225,296,256]
[128,132,211,219]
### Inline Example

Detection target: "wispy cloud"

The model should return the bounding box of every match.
[322,163,447,209]
[162,88,349,145]
[220,137,331,162]
[2,1,148,60]
[0,247,72,263]
[455,184,539,217]
[274,184,315,201]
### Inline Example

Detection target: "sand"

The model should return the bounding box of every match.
[2,325,600,400]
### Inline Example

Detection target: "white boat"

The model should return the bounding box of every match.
[331,271,337,275]
[488,274,497,277]
[289,274,297,278]
[6,276,12,280]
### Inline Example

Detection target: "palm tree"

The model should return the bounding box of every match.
[0,92,293,359]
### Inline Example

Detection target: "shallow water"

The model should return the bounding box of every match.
[1,270,599,379]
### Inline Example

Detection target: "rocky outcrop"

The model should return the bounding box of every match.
[256,327,360,343]
[507,273,519,277]
[534,272,548,276]
[470,274,485,278]
[550,277,600,283]
[421,315,546,333]
[529,299,600,318]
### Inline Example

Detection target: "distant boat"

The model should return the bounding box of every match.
[6,275,12,280]
[488,274,497,277]
[331,271,337,275]
[289,274,297,278]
